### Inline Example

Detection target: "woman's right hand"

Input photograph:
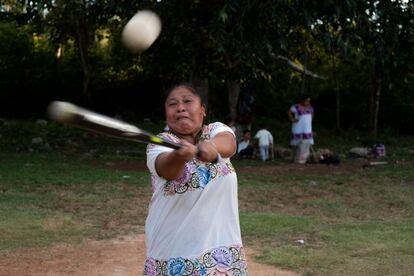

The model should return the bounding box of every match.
[174,140,198,161]
[196,140,219,163]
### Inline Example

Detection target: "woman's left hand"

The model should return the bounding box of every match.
[197,140,219,163]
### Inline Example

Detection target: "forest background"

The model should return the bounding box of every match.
[1,0,413,140]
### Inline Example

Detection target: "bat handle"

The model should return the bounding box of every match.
[164,140,181,150]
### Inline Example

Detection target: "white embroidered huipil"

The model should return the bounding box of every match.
[290,104,314,146]
[144,122,247,276]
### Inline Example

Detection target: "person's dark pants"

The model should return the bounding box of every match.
[238,146,254,158]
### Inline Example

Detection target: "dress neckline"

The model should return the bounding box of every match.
[167,125,206,145]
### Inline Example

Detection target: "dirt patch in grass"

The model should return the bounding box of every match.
[236,160,365,176]
[91,158,369,176]
[0,234,298,276]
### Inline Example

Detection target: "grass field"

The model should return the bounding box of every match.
[237,160,414,275]
[1,120,413,275]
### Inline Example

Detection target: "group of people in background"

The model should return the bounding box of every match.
[235,94,314,163]
[236,127,274,161]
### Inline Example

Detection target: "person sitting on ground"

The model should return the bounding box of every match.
[254,125,274,161]
[237,129,254,158]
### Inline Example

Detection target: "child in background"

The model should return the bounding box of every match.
[254,126,273,161]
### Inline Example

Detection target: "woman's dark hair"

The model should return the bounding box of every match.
[164,83,204,105]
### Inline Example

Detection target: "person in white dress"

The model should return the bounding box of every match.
[145,84,248,275]
[287,95,314,163]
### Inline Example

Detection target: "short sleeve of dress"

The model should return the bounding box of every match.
[209,122,236,139]
[290,105,297,114]
[146,133,176,177]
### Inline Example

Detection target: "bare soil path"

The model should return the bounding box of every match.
[0,234,297,276]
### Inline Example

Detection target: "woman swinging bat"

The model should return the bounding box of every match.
[144,84,248,276]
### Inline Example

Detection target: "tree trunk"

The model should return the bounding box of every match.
[227,79,240,122]
[336,85,341,131]
[74,4,91,103]
[54,45,63,92]
[368,76,375,132]
[223,52,241,123]
[191,78,209,113]
[372,71,382,140]
[331,51,341,131]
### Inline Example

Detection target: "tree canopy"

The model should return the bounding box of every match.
[0,0,413,136]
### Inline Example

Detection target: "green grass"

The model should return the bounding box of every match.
[0,152,147,186]
[0,207,84,249]
[1,120,414,274]
[242,218,414,275]
[0,152,151,250]
[236,158,414,275]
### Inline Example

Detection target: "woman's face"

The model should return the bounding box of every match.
[165,87,205,136]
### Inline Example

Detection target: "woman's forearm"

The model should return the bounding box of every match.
[155,151,187,180]
[155,141,198,180]
[156,132,236,179]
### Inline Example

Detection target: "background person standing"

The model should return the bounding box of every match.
[254,125,274,161]
[288,94,314,163]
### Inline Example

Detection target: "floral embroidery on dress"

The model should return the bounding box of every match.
[197,166,211,188]
[144,245,248,276]
[164,162,197,195]
[164,161,235,196]
[160,123,235,196]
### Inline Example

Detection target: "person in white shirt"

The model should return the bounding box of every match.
[254,126,273,161]
[237,130,254,158]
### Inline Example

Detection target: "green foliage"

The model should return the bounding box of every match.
[0,21,32,88]
[0,1,413,134]
[0,119,167,156]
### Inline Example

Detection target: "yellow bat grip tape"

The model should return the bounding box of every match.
[150,136,163,143]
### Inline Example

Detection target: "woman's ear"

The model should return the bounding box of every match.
[202,104,206,116]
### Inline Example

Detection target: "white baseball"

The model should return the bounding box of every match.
[122,10,162,53]
[47,101,77,123]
